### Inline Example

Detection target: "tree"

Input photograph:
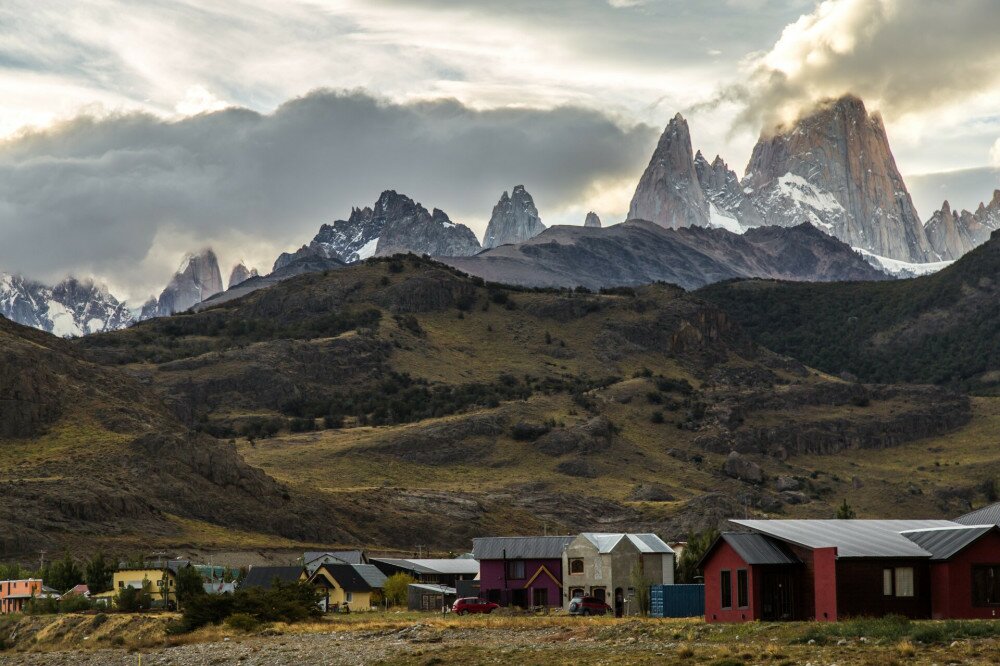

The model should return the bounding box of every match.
[85,553,112,594]
[676,528,719,584]
[117,585,141,612]
[836,499,857,519]
[46,553,83,593]
[175,565,206,610]
[629,562,652,616]
[382,573,416,607]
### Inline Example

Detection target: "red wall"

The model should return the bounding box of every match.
[931,530,1000,619]
[703,540,758,623]
[812,547,838,622]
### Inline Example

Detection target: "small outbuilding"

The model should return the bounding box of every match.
[408,583,457,611]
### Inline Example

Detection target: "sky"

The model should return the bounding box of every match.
[1,0,999,301]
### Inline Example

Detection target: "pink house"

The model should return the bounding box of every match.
[472,536,573,608]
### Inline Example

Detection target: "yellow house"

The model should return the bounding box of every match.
[304,564,385,611]
[112,568,178,607]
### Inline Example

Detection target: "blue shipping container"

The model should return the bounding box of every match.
[649,584,705,618]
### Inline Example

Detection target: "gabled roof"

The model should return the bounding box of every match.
[409,583,457,594]
[956,502,1000,526]
[311,564,374,592]
[722,533,800,565]
[304,550,366,565]
[732,519,962,558]
[901,525,998,560]
[61,584,90,598]
[353,564,388,589]
[242,566,303,590]
[578,533,674,554]
[473,536,574,560]
[373,558,480,576]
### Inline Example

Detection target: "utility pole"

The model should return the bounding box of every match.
[38,550,46,572]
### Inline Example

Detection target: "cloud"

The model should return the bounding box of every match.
[0,89,656,301]
[706,0,1000,132]
[992,138,1000,168]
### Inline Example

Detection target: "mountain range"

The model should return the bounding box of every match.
[4,93,999,337]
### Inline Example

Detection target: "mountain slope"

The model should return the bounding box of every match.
[443,220,886,290]
[925,191,1000,259]
[0,314,346,558]
[70,256,975,551]
[698,230,1000,392]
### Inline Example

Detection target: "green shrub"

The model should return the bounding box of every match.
[225,613,261,633]
[176,581,320,633]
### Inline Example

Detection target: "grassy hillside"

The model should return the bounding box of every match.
[698,231,1000,392]
[56,255,986,553]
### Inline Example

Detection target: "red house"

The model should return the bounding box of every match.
[700,516,1000,622]
[472,536,573,608]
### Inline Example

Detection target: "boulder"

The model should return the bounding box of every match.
[775,476,801,492]
[628,483,675,502]
[723,451,764,484]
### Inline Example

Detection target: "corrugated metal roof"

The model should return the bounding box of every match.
[732,519,962,558]
[472,536,574,560]
[579,533,674,554]
[722,532,800,565]
[901,526,996,560]
[353,564,388,588]
[373,558,480,576]
[304,550,365,565]
[956,502,1000,526]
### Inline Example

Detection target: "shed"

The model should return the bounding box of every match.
[650,585,705,618]
[408,583,457,611]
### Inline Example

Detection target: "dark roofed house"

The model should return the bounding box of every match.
[303,550,367,574]
[473,536,573,609]
[700,517,1000,622]
[307,563,382,611]
[241,566,304,590]
[372,558,479,587]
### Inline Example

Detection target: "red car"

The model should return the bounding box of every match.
[451,597,499,615]
[568,596,612,616]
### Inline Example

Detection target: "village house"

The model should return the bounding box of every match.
[562,533,676,616]
[241,566,304,590]
[303,550,368,574]
[304,563,386,611]
[473,536,573,608]
[701,513,1000,622]
[110,566,179,607]
[0,579,58,614]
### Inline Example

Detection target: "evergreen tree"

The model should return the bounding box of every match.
[84,553,112,594]
[46,553,83,593]
[175,566,206,610]
[676,529,719,584]
[836,499,857,519]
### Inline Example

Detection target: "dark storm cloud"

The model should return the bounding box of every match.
[0,90,656,296]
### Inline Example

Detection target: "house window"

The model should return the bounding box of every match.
[506,560,525,580]
[156,580,163,588]
[345,591,353,603]
[883,569,893,596]
[569,559,584,575]
[720,570,732,609]
[972,566,1000,606]
[894,568,914,597]
[737,570,749,608]
[118,581,124,589]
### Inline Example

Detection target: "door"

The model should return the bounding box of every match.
[511,589,528,608]
[614,587,625,617]
[761,570,795,621]
[533,588,548,607]
[593,588,606,603]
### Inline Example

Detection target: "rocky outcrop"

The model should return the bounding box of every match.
[276,191,481,271]
[584,211,602,228]
[694,151,762,229]
[744,95,933,263]
[146,249,224,318]
[0,274,134,336]
[228,262,259,289]
[628,114,710,229]
[925,191,1000,260]
[482,185,546,248]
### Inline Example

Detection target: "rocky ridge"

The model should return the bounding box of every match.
[925,191,1000,259]
[143,249,224,319]
[0,274,133,336]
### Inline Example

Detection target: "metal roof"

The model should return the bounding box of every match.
[472,536,574,560]
[353,564,388,589]
[311,564,375,592]
[409,583,457,594]
[956,502,1000,526]
[373,558,480,576]
[732,519,962,558]
[579,533,674,554]
[901,526,996,560]
[722,532,800,565]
